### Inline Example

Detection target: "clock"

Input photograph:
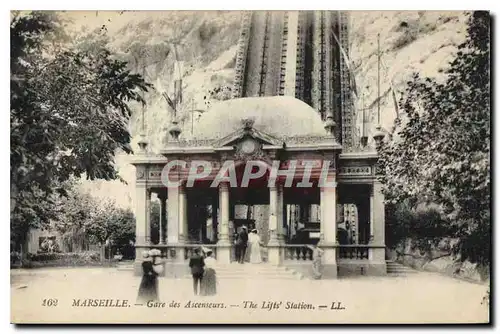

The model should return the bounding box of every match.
[241,139,257,154]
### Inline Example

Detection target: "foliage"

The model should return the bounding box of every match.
[55,188,136,248]
[53,188,95,251]
[378,11,490,266]
[11,12,150,240]
[150,201,161,244]
[10,179,75,252]
[28,251,100,262]
[203,85,232,109]
[23,251,109,268]
[385,202,455,252]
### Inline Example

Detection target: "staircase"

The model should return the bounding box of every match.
[386,260,418,275]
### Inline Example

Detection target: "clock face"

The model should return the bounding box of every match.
[241,139,257,154]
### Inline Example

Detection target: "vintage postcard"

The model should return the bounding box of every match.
[10,10,490,324]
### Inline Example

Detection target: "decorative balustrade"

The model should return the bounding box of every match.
[135,244,218,262]
[283,244,314,261]
[136,243,378,263]
[282,244,376,263]
[337,245,370,260]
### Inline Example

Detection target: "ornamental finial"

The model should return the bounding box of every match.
[324,114,336,137]
[168,120,182,144]
[241,117,255,130]
[373,124,385,149]
[137,134,148,154]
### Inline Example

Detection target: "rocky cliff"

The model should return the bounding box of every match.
[64,10,469,207]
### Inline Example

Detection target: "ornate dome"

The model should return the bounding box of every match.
[190,96,327,140]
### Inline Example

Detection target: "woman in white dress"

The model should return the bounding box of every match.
[200,247,217,296]
[248,229,263,264]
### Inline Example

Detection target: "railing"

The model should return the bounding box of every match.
[283,245,377,262]
[283,244,314,261]
[136,244,380,262]
[135,244,218,261]
[337,245,370,260]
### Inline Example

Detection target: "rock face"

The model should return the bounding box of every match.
[65,11,469,208]
[387,238,489,282]
[349,11,468,134]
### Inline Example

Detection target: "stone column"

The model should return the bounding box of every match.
[177,184,188,262]
[134,184,151,275]
[216,182,231,264]
[167,185,183,267]
[178,185,188,243]
[268,185,279,244]
[319,173,337,278]
[277,183,285,242]
[277,183,286,260]
[268,185,282,264]
[167,186,179,245]
[135,185,150,246]
[370,181,387,274]
[159,193,167,245]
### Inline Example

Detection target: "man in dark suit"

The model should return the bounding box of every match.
[189,248,205,295]
[235,226,249,264]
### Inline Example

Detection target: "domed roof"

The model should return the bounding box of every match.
[191,96,327,140]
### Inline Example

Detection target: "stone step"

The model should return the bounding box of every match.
[386,261,417,274]
[117,266,134,271]
[387,266,416,270]
[388,270,416,272]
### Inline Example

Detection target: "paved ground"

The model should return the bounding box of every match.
[11,267,489,324]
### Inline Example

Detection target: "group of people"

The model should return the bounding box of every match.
[137,247,219,303]
[136,231,325,303]
[234,226,264,264]
[188,247,217,296]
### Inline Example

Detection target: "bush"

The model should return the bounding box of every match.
[27,251,103,267]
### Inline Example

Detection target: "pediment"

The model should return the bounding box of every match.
[213,119,283,148]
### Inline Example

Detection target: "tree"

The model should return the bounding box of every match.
[54,188,97,252]
[11,12,151,249]
[378,11,490,266]
[55,189,136,255]
[84,199,136,252]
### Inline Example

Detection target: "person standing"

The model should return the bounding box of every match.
[200,247,217,296]
[248,229,263,264]
[137,250,159,302]
[307,242,325,279]
[189,248,205,295]
[236,226,248,264]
